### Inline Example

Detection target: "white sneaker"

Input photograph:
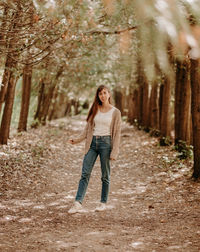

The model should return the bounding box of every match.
[95,202,107,212]
[68,201,83,214]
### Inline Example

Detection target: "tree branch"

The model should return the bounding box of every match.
[85,25,138,35]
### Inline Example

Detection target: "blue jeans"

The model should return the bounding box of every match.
[75,136,111,203]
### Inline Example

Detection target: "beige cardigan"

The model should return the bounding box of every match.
[73,108,121,160]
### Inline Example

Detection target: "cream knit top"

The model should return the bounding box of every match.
[73,107,121,160]
[93,107,115,136]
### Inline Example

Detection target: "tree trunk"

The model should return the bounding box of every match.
[159,83,164,131]
[160,76,171,140]
[0,6,21,114]
[114,89,123,114]
[190,116,193,146]
[34,67,63,124]
[34,80,54,125]
[137,85,143,127]
[0,6,8,47]
[133,89,138,122]
[180,61,191,145]
[175,60,182,144]
[0,74,17,144]
[65,100,72,116]
[149,82,159,130]
[51,92,69,119]
[18,65,32,132]
[190,58,200,179]
[0,57,11,114]
[40,83,56,124]
[175,59,191,146]
[133,89,139,124]
[48,85,59,121]
[127,88,137,124]
[34,79,45,122]
[142,80,149,130]
[74,100,80,115]
[0,4,21,144]
[17,3,34,132]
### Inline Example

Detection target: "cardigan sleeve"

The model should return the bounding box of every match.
[110,110,121,160]
[72,122,88,144]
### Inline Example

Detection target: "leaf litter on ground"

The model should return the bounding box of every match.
[0,116,200,251]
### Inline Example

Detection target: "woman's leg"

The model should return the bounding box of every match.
[99,137,111,203]
[75,148,98,203]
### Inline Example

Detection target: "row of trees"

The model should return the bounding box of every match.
[115,54,200,178]
[1,0,200,178]
[0,0,95,142]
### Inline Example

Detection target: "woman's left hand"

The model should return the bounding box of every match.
[110,157,115,161]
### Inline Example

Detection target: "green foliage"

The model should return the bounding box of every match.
[149,128,161,137]
[1,0,200,132]
[30,118,41,129]
[30,0,200,90]
[159,136,172,146]
[174,140,193,160]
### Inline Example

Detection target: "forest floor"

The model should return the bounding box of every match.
[0,116,200,252]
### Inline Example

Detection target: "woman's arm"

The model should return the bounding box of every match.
[110,110,121,160]
[68,122,88,144]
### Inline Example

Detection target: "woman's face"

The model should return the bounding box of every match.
[98,88,110,104]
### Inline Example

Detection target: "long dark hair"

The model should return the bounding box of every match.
[86,85,111,123]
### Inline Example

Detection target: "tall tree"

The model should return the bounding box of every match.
[34,65,64,124]
[159,76,171,143]
[175,58,191,146]
[190,58,200,179]
[0,3,22,144]
[141,79,149,130]
[0,7,18,114]
[149,82,159,131]
[18,65,32,132]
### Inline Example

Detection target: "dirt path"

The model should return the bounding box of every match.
[0,116,200,251]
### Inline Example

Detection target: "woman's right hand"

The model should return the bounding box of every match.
[68,139,75,144]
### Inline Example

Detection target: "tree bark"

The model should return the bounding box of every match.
[65,100,72,116]
[0,74,18,144]
[0,9,17,114]
[133,89,139,124]
[137,85,143,127]
[18,65,32,132]
[48,85,59,121]
[0,57,11,114]
[159,83,164,131]
[41,67,63,123]
[34,67,63,124]
[0,4,21,144]
[190,58,200,179]
[175,60,182,144]
[175,59,191,146]
[34,79,45,122]
[127,88,137,124]
[141,80,149,130]
[160,76,171,139]
[40,83,56,124]
[149,82,159,130]
[114,88,123,114]
[0,6,8,47]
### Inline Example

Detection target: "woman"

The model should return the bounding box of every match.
[68,85,121,213]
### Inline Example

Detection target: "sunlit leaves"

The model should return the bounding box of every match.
[3,0,200,91]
